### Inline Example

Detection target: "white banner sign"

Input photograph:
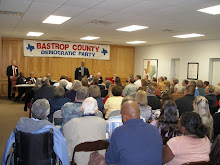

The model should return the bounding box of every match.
[23,40,110,60]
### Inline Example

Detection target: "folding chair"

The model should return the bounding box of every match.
[108,110,120,119]
[95,110,103,118]
[53,110,63,128]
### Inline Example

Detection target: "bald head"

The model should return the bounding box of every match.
[121,100,140,123]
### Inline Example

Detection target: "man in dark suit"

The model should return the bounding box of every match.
[6,60,18,99]
[14,72,27,102]
[75,61,90,80]
[175,85,195,116]
[33,77,54,103]
[97,72,103,84]
[147,85,160,110]
[26,72,37,84]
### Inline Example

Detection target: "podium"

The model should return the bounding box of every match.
[10,76,18,97]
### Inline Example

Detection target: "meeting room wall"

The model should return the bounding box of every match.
[0,38,135,96]
[134,39,220,84]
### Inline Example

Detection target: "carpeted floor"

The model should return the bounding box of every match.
[0,97,28,163]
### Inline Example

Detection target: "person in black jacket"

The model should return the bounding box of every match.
[14,72,27,102]
[75,61,90,80]
[6,60,18,99]
[175,85,195,116]
[147,85,160,110]
[26,72,37,84]
[205,85,217,115]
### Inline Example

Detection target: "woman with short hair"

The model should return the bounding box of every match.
[89,85,104,112]
[64,80,82,102]
[163,112,211,164]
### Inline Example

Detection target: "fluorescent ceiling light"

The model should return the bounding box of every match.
[26,32,44,37]
[126,41,147,44]
[173,33,205,38]
[197,5,220,15]
[42,15,71,24]
[80,36,100,40]
[117,25,148,32]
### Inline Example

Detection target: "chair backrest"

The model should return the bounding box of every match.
[71,140,109,165]
[95,110,103,118]
[14,128,56,165]
[182,161,212,165]
[108,110,121,119]
[53,110,63,125]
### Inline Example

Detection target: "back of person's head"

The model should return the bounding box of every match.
[172,78,179,85]
[121,96,135,105]
[189,80,196,87]
[182,79,189,86]
[161,93,172,106]
[89,85,101,98]
[207,85,215,93]
[152,77,157,82]
[135,90,148,106]
[159,76,164,81]
[32,99,50,120]
[76,86,88,100]
[137,86,147,92]
[136,75,141,80]
[204,81,209,87]
[35,78,42,86]
[60,75,68,80]
[81,97,98,115]
[41,77,50,85]
[214,85,220,95]
[121,100,140,123]
[59,79,68,88]
[54,86,65,97]
[185,85,195,95]
[81,77,88,87]
[115,77,122,86]
[61,102,82,118]
[151,81,157,87]
[93,76,99,84]
[112,85,122,96]
[108,84,114,97]
[71,80,82,91]
[164,80,170,88]
[180,112,207,138]
[130,77,135,84]
[105,80,112,89]
[174,84,182,93]
[196,80,203,88]
[194,96,213,139]
[147,85,155,94]
[141,79,147,86]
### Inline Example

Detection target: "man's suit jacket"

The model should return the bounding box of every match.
[175,94,195,116]
[98,77,103,84]
[26,77,37,84]
[6,65,18,78]
[75,67,90,80]
[16,76,27,85]
[33,84,55,103]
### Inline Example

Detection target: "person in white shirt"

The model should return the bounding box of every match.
[134,75,142,88]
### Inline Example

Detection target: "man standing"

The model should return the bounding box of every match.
[6,60,18,99]
[75,61,90,80]
[105,100,162,165]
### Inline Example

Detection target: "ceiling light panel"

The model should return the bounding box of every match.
[117,25,148,32]
[197,5,220,15]
[173,33,205,38]
[42,15,71,24]
[126,41,147,44]
[26,32,44,36]
[80,36,100,40]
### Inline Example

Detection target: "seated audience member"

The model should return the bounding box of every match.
[175,85,195,116]
[48,86,71,122]
[54,75,71,89]
[64,80,82,102]
[151,82,161,97]
[103,84,114,104]
[151,77,157,83]
[147,85,160,110]
[26,72,37,84]
[144,74,149,80]
[135,90,152,122]
[163,112,211,164]
[160,93,172,108]
[63,97,106,164]
[210,134,220,165]
[196,80,205,96]
[205,85,217,114]
[81,77,89,87]
[170,78,178,94]
[33,77,54,103]
[122,77,137,96]
[93,76,105,90]
[101,80,112,98]
[61,86,88,125]
[203,81,209,89]
[46,73,55,85]
[151,100,180,145]
[89,85,104,112]
[157,76,166,91]
[181,79,189,94]
[14,72,28,102]
[141,79,148,87]
[193,96,213,140]
[214,85,220,109]
[97,72,103,84]
[59,79,68,92]
[188,80,199,98]
[171,84,184,102]
[2,99,69,165]
[161,80,171,96]
[115,77,123,89]
[134,75,142,88]
[213,103,220,140]
[104,85,123,119]
[109,74,117,84]
[105,100,163,165]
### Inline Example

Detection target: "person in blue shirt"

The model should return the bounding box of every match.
[2,99,69,165]
[105,100,163,165]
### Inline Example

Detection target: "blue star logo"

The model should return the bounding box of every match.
[26,44,35,52]
[101,48,107,55]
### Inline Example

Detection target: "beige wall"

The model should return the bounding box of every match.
[0,38,135,96]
